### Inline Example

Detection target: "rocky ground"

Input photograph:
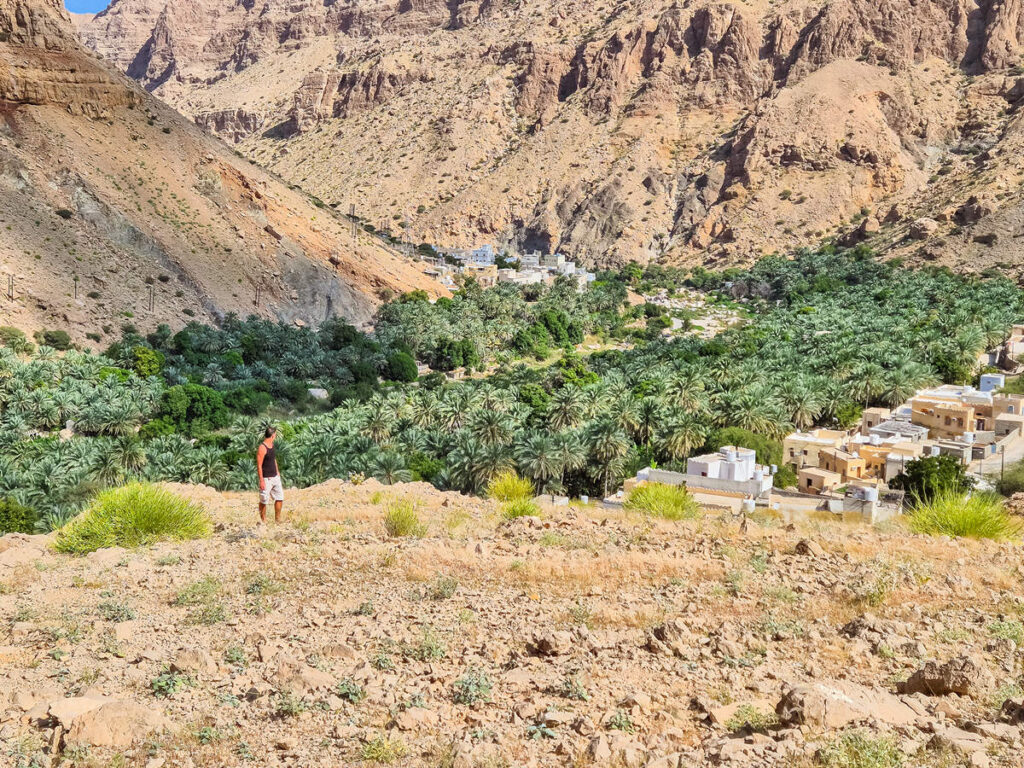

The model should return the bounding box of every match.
[2,479,1023,767]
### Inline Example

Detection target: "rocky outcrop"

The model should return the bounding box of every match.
[291,63,433,133]
[194,107,263,143]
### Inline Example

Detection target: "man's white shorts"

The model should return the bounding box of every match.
[260,475,284,504]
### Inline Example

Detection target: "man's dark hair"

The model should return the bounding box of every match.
[264,426,276,439]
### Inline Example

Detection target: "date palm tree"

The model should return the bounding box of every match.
[586,416,629,498]
[515,432,560,495]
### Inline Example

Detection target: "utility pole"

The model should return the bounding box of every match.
[6,274,13,301]
[73,275,79,299]
[148,283,155,312]
[254,285,261,307]
[349,203,356,239]
[1001,444,1006,482]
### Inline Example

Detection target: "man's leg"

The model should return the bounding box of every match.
[258,501,267,523]
[274,500,283,523]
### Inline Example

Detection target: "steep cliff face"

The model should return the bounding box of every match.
[0,0,443,341]
[76,0,1024,271]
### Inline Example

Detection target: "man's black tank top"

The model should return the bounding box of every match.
[261,443,279,478]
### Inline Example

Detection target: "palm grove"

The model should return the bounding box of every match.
[1,247,1020,534]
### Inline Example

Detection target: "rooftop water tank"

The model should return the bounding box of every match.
[724,448,737,462]
[869,434,882,445]
[963,432,975,445]
[862,487,879,502]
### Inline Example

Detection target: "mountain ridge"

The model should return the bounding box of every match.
[0,0,443,343]
[73,0,1024,274]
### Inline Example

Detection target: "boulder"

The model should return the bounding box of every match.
[794,539,824,557]
[171,649,218,677]
[646,618,696,657]
[48,696,108,728]
[527,631,573,656]
[65,700,170,749]
[776,681,916,728]
[998,697,1024,724]
[900,656,994,697]
[909,218,939,240]
[393,707,439,731]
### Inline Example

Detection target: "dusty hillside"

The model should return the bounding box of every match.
[0,0,443,344]
[2,479,1024,766]
[74,0,1024,273]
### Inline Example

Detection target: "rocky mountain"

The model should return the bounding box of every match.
[0,0,441,343]
[74,0,1024,273]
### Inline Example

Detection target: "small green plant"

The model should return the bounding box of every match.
[557,674,590,701]
[606,710,635,733]
[273,691,308,718]
[371,650,395,671]
[173,577,220,606]
[569,599,593,628]
[989,619,1024,645]
[97,601,136,622]
[453,667,493,705]
[155,554,180,566]
[151,670,190,698]
[361,735,406,763]
[245,572,283,595]
[725,704,779,733]
[354,601,375,616]
[526,723,556,740]
[55,483,211,554]
[817,731,903,768]
[908,489,1021,540]
[223,645,247,666]
[195,727,221,745]
[406,627,446,661]
[623,483,700,520]
[335,678,366,704]
[429,574,458,600]
[383,499,426,538]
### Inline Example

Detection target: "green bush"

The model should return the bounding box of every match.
[890,455,973,503]
[383,499,426,538]
[54,483,212,554]
[0,326,34,353]
[817,731,903,768]
[35,329,73,351]
[0,498,39,535]
[995,459,1024,496]
[385,350,418,382]
[487,471,534,503]
[501,497,540,520]
[623,483,700,520]
[908,489,1021,540]
[773,464,798,489]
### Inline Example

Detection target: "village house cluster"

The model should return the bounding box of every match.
[784,374,1024,497]
[421,245,596,291]
[613,325,1024,523]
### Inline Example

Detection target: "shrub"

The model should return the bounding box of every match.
[724,704,779,733]
[0,325,34,353]
[817,731,903,768]
[335,678,366,703]
[623,483,700,520]
[487,471,534,503]
[890,455,974,503]
[383,499,426,538]
[995,459,1024,496]
[429,574,458,600]
[385,350,418,382]
[97,601,136,622]
[453,667,492,705]
[361,735,405,764]
[55,484,212,554]
[501,497,540,520]
[151,670,191,698]
[0,497,39,535]
[35,329,73,350]
[908,489,1021,540]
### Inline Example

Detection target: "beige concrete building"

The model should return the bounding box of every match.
[783,429,847,470]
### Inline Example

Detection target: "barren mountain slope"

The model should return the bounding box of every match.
[0,0,442,344]
[76,0,1024,272]
[2,480,1024,766]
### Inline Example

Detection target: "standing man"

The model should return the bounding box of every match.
[257,426,284,524]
